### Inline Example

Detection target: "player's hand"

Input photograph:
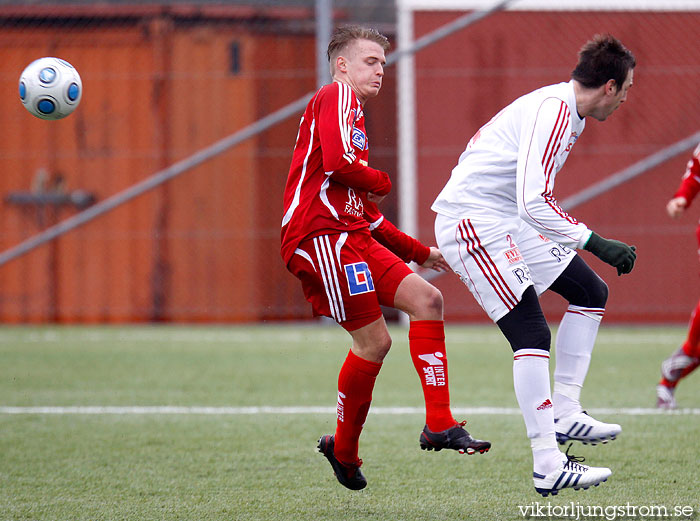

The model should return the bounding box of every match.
[366,192,386,204]
[421,247,452,272]
[583,232,637,276]
[666,196,688,219]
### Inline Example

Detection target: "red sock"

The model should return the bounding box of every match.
[409,320,456,432]
[683,298,700,358]
[333,349,381,465]
[679,358,700,381]
[660,377,677,389]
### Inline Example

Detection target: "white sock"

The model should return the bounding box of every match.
[533,447,565,476]
[553,382,582,419]
[513,349,560,475]
[553,305,604,418]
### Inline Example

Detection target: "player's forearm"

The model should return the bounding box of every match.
[675,167,700,207]
[519,197,590,250]
[330,161,392,196]
[371,218,430,264]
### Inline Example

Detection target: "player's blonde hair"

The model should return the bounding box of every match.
[327,25,390,75]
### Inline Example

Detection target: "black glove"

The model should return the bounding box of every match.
[583,232,637,276]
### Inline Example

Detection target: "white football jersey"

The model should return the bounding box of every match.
[432,80,591,249]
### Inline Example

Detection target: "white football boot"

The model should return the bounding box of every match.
[554,411,621,445]
[656,384,677,409]
[533,452,611,497]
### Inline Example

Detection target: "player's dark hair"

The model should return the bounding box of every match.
[571,34,635,92]
[327,25,390,63]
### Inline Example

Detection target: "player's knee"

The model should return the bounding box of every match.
[567,273,608,308]
[588,277,609,308]
[496,287,551,352]
[552,256,609,308]
[356,330,392,362]
[420,285,444,317]
[532,326,551,351]
[399,282,443,319]
[372,332,392,361]
[503,323,551,352]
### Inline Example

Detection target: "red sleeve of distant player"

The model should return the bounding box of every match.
[316,83,391,196]
[364,202,430,265]
[674,145,700,206]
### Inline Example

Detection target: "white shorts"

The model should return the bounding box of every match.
[434,213,577,322]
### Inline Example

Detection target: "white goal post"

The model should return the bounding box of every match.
[396,0,699,238]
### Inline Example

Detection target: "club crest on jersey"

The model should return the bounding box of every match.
[351,127,367,150]
[345,262,375,295]
[564,131,579,152]
[351,107,364,123]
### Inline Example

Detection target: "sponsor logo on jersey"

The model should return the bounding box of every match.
[351,127,367,150]
[504,247,523,264]
[345,262,375,295]
[344,188,364,218]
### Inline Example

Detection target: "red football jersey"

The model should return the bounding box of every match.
[674,143,700,206]
[280,81,391,265]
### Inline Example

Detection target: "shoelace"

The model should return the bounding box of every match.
[563,443,587,473]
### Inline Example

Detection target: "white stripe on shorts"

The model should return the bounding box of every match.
[313,235,346,322]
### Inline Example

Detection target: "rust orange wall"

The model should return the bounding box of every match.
[1,24,162,322]
[0,10,315,322]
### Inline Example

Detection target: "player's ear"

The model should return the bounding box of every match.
[604,78,618,96]
[336,56,347,73]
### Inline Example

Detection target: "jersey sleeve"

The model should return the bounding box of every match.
[316,83,391,195]
[674,143,700,206]
[516,97,590,249]
[332,162,392,195]
[364,201,430,265]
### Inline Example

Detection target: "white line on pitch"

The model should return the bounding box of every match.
[1,406,698,415]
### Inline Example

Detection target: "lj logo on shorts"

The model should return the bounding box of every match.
[345,262,375,295]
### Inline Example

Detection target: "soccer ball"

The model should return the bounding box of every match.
[19,57,82,120]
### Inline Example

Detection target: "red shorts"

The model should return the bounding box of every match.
[287,231,413,331]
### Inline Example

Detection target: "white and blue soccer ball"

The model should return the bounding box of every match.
[19,57,82,120]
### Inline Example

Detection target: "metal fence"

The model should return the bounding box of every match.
[0,1,698,323]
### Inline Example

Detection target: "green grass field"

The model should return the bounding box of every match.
[1,324,698,521]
